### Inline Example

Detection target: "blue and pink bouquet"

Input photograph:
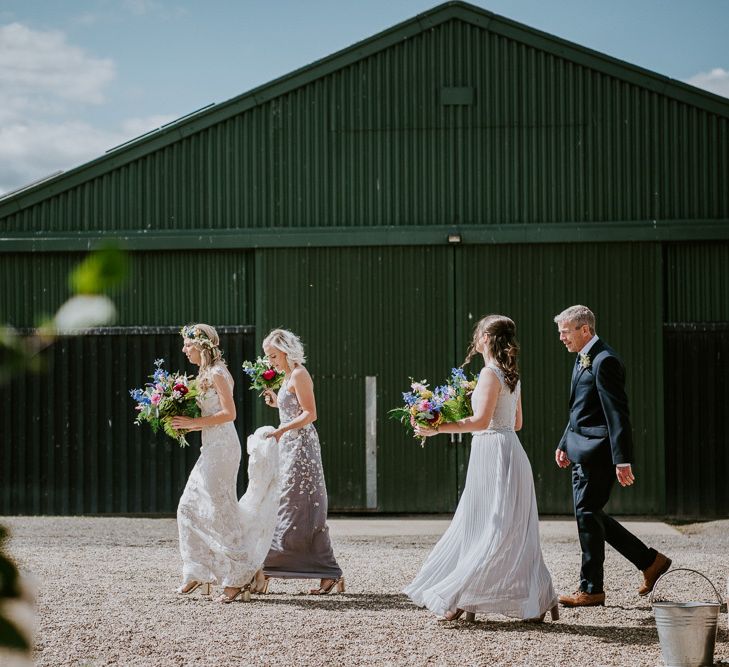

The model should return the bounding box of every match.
[129,359,201,447]
[389,368,477,446]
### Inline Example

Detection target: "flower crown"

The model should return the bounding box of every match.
[180,325,217,350]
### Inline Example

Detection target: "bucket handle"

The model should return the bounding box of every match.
[649,567,723,605]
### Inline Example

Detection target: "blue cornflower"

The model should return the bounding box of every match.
[129,388,144,401]
[451,367,466,381]
[402,392,417,406]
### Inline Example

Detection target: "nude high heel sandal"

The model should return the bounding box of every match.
[218,585,252,603]
[309,577,345,595]
[442,609,476,622]
[251,569,270,594]
[526,605,559,623]
[177,581,211,596]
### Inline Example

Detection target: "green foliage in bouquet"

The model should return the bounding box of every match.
[130,360,202,447]
[390,368,477,445]
[242,356,285,393]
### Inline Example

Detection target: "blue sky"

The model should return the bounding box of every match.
[1,0,728,194]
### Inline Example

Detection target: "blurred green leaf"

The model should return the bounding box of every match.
[0,524,30,652]
[0,329,43,386]
[0,617,31,651]
[69,244,128,295]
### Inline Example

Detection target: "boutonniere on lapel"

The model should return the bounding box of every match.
[578,353,592,370]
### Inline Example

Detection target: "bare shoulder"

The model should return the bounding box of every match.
[289,365,313,386]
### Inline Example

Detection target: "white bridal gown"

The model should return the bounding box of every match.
[404,364,557,619]
[177,364,281,589]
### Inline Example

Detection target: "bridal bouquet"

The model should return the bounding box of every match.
[389,368,477,446]
[129,359,201,447]
[242,356,285,393]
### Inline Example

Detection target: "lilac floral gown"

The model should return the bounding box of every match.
[262,376,342,579]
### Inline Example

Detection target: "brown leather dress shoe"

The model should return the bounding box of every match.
[638,552,672,596]
[558,591,606,607]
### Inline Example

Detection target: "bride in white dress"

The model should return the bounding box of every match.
[405,315,558,623]
[171,324,280,603]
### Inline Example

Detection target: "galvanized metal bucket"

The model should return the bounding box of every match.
[651,568,723,667]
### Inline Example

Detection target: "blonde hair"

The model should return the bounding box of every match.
[554,305,596,335]
[262,328,306,366]
[181,323,224,372]
[462,314,520,392]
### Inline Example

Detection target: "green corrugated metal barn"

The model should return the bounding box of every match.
[2,1,728,517]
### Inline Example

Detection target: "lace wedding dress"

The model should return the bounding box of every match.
[177,364,281,589]
[404,364,557,619]
[263,376,342,579]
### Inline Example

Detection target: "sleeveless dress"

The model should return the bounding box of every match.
[263,376,342,579]
[177,364,280,588]
[404,364,557,618]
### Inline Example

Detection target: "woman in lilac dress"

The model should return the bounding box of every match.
[252,328,344,595]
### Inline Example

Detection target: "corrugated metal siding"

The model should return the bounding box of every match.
[665,242,729,322]
[255,246,459,512]
[664,324,729,518]
[1,327,254,515]
[255,243,663,514]
[2,19,728,233]
[455,243,664,514]
[0,251,251,327]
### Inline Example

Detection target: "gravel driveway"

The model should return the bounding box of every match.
[3,516,728,667]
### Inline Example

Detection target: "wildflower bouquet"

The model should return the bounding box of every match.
[242,356,285,393]
[129,359,201,447]
[389,368,477,446]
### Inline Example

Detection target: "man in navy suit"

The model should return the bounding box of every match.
[554,305,671,607]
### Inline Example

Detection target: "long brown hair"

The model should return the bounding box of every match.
[462,314,520,392]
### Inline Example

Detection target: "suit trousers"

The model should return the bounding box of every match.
[571,463,656,593]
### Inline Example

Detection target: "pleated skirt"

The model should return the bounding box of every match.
[403,429,557,618]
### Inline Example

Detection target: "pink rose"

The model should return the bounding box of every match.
[151,393,161,405]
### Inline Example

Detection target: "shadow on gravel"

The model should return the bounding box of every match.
[445,621,661,645]
[246,592,414,611]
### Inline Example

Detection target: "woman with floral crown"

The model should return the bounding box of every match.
[171,324,280,603]
[404,315,557,623]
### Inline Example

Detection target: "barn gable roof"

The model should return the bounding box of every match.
[2,0,729,219]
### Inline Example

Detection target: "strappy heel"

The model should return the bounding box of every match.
[177,581,211,596]
[250,569,270,594]
[526,604,560,623]
[442,608,476,622]
[218,584,251,604]
[309,577,345,595]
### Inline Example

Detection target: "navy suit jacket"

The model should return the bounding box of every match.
[558,339,633,466]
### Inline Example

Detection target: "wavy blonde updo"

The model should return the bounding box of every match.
[181,323,224,371]
[462,314,520,392]
[262,328,307,366]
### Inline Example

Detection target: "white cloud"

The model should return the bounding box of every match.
[684,67,729,99]
[0,23,114,104]
[0,121,120,194]
[122,1,188,19]
[0,22,180,196]
[0,114,178,195]
[123,0,161,16]
[0,22,118,194]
